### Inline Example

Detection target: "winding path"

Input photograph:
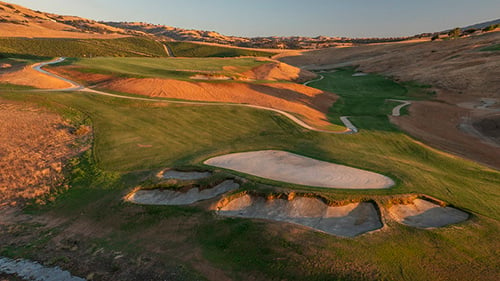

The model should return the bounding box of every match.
[387,99,412,117]
[33,58,358,134]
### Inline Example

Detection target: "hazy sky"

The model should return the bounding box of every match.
[7,0,500,37]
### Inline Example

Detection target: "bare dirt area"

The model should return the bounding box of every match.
[216,194,382,237]
[204,150,394,189]
[280,32,500,169]
[0,100,86,206]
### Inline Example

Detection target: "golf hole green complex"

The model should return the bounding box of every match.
[204,150,394,189]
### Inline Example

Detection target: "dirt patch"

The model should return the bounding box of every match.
[204,150,394,189]
[0,100,87,206]
[157,169,212,180]
[387,199,469,228]
[217,195,382,237]
[126,180,239,205]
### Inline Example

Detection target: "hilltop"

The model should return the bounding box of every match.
[2,1,498,49]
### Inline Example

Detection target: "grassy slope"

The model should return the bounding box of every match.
[63,57,267,80]
[0,38,274,58]
[165,41,274,57]
[0,37,167,57]
[1,68,499,280]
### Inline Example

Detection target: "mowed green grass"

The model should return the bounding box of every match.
[63,57,267,80]
[1,68,499,280]
[310,69,435,130]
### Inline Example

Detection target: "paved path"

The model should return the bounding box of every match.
[33,58,358,134]
[387,99,412,117]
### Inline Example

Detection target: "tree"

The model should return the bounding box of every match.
[431,33,440,41]
[448,27,461,38]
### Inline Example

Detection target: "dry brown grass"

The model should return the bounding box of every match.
[0,99,87,206]
[0,65,73,89]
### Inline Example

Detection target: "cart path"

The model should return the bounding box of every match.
[387,99,412,116]
[33,57,358,134]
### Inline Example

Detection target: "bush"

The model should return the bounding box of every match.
[448,27,461,38]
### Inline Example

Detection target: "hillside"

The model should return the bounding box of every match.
[0,1,139,38]
[280,31,500,169]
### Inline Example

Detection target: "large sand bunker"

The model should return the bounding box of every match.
[388,199,469,228]
[204,150,394,189]
[126,180,239,205]
[217,195,382,237]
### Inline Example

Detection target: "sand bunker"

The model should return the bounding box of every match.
[126,180,239,205]
[352,72,368,77]
[204,150,394,189]
[158,169,212,180]
[217,195,382,237]
[388,199,469,228]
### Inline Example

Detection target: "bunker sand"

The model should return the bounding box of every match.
[204,150,394,189]
[217,195,382,237]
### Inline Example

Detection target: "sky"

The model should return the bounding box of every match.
[6,0,500,38]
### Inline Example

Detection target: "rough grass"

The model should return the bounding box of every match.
[479,43,500,51]
[0,37,167,57]
[61,57,267,80]
[0,38,274,58]
[165,41,274,58]
[1,68,499,280]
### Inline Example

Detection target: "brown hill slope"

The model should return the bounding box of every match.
[0,1,135,38]
[280,32,500,169]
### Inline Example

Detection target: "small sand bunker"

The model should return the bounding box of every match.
[126,180,239,205]
[218,195,382,237]
[388,199,469,228]
[352,72,368,77]
[158,169,212,180]
[204,150,394,189]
